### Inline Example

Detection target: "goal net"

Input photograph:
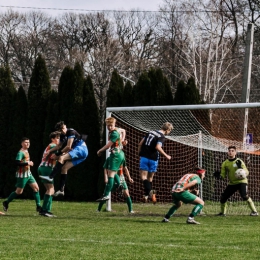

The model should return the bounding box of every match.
[107,103,260,215]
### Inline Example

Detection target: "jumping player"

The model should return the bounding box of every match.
[138,122,173,203]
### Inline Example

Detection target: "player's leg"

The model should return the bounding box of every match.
[147,159,158,204]
[147,171,156,204]
[3,177,26,211]
[187,196,204,224]
[140,157,150,202]
[121,177,133,213]
[53,161,73,196]
[28,177,42,212]
[217,185,237,216]
[40,183,55,217]
[97,151,124,201]
[238,183,258,216]
[50,153,72,179]
[162,194,182,222]
[54,145,88,196]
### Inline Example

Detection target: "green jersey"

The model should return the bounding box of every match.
[221,158,248,185]
[39,143,57,168]
[16,149,32,178]
[172,174,201,191]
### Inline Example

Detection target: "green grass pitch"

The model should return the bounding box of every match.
[0,200,259,260]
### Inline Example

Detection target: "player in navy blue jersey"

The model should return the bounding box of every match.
[138,122,173,203]
[39,121,88,196]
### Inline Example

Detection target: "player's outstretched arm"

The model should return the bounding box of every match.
[124,166,134,183]
[155,144,171,160]
[97,140,113,156]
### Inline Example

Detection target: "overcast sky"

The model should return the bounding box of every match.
[0,0,165,15]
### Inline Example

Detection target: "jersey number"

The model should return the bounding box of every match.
[145,134,155,146]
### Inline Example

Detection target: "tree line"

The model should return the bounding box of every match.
[0,54,202,200]
[1,0,260,113]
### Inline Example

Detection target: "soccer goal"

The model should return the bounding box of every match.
[106,103,260,215]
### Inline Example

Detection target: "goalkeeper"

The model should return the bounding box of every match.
[161,167,206,225]
[214,145,258,216]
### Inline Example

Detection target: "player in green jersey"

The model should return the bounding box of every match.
[162,167,206,224]
[97,157,134,213]
[96,117,125,202]
[2,137,41,213]
[38,131,60,217]
[215,145,258,216]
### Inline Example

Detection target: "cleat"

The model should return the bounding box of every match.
[2,201,8,212]
[250,211,259,216]
[36,205,42,212]
[39,175,53,182]
[141,196,148,203]
[162,218,169,223]
[46,211,57,217]
[0,211,5,215]
[216,212,226,217]
[96,196,109,202]
[53,190,65,197]
[149,190,157,204]
[129,211,135,214]
[186,218,200,224]
[39,211,55,217]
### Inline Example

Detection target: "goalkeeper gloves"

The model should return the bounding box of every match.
[213,170,221,180]
[236,159,242,169]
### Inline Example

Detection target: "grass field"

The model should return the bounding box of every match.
[0,199,260,260]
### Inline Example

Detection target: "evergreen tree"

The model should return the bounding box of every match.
[79,75,101,200]
[61,62,86,200]
[67,62,84,132]
[27,55,51,187]
[58,66,75,123]
[0,66,16,197]
[122,81,134,107]
[148,67,174,105]
[173,80,186,105]
[106,69,124,107]
[43,90,59,146]
[133,72,151,106]
[6,86,29,195]
[163,76,174,105]
[184,77,201,105]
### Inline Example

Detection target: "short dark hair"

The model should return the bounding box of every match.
[55,121,65,131]
[228,145,236,150]
[195,167,206,175]
[21,137,29,142]
[49,131,60,139]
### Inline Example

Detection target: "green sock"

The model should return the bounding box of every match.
[47,196,53,212]
[103,177,114,196]
[7,191,18,203]
[33,191,41,206]
[190,204,203,217]
[98,201,106,211]
[126,196,132,212]
[165,205,178,219]
[247,198,257,212]
[221,203,227,214]
[42,194,51,211]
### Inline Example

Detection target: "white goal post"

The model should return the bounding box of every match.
[105,102,260,215]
